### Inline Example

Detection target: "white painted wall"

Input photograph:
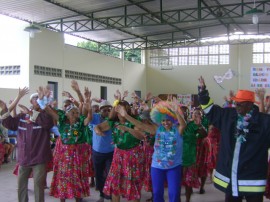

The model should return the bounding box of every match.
[0,15,30,89]
[146,44,269,106]
[25,28,146,107]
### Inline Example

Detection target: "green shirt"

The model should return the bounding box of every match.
[58,110,90,145]
[108,120,141,150]
[182,117,208,167]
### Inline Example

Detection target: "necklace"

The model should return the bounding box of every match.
[235,109,253,143]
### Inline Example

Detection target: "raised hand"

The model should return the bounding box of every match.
[171,97,179,112]
[0,100,7,110]
[115,105,128,117]
[62,91,72,98]
[229,90,235,99]
[71,80,80,92]
[122,90,129,100]
[44,85,51,98]
[198,76,206,90]
[18,87,30,98]
[255,88,266,101]
[145,92,153,101]
[37,86,45,99]
[84,87,91,100]
[114,89,121,100]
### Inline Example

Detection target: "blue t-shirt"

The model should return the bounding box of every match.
[90,113,114,153]
[151,125,183,169]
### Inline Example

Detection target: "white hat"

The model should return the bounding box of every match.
[30,93,38,100]
[99,100,112,110]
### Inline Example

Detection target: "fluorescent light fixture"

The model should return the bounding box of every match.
[24,24,41,38]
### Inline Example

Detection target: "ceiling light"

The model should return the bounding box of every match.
[24,24,41,38]
[245,0,264,25]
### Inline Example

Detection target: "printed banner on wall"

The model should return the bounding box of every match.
[250,67,270,88]
[177,94,192,106]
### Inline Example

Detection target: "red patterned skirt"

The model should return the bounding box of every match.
[196,137,213,178]
[50,139,90,199]
[103,145,145,201]
[182,164,200,188]
[0,143,5,167]
[143,143,154,192]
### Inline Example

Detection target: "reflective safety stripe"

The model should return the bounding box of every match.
[238,180,266,186]
[201,99,214,111]
[213,176,229,188]
[239,186,265,192]
[214,171,230,183]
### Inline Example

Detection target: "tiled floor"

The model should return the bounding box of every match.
[1,162,270,202]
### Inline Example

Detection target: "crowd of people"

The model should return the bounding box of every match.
[1,78,270,202]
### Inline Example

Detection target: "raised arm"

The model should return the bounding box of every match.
[255,88,266,113]
[116,125,146,140]
[71,80,84,103]
[8,87,29,113]
[116,105,157,134]
[83,87,92,126]
[171,97,186,135]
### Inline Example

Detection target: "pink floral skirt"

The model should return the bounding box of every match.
[103,145,145,201]
[0,143,5,167]
[143,143,154,192]
[182,164,200,188]
[50,139,90,199]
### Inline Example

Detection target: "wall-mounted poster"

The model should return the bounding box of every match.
[250,67,270,88]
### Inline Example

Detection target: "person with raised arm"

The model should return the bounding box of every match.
[197,76,270,202]
[0,86,54,202]
[49,86,92,202]
[116,97,186,202]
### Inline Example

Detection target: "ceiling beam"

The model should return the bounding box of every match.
[41,1,270,32]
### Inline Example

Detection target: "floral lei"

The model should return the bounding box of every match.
[235,108,253,143]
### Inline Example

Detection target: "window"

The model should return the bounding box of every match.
[0,65,20,75]
[149,44,229,67]
[253,42,270,64]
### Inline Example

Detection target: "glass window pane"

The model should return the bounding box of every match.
[209,55,218,64]
[159,49,169,56]
[199,46,208,55]
[265,43,270,52]
[179,48,188,55]
[159,57,169,66]
[150,50,159,57]
[189,56,198,65]
[169,57,178,66]
[188,47,198,55]
[253,54,263,63]
[150,58,159,66]
[179,57,188,65]
[219,45,229,54]
[169,48,178,56]
[264,53,270,63]
[209,45,219,54]
[199,56,208,65]
[219,55,229,64]
[253,43,263,52]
